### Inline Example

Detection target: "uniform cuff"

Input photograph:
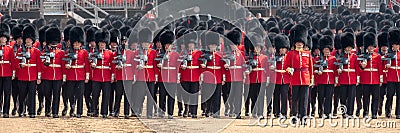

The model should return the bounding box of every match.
[86,73,90,80]
[38,72,41,80]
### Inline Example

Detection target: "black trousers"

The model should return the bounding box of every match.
[244,84,250,114]
[66,80,85,115]
[123,80,133,116]
[109,82,117,114]
[159,82,176,116]
[62,83,75,111]
[12,78,19,112]
[181,81,199,116]
[249,83,266,116]
[201,83,222,115]
[273,84,289,116]
[92,81,111,115]
[18,81,36,115]
[318,84,333,115]
[339,84,356,115]
[37,83,44,111]
[176,82,185,113]
[362,84,379,116]
[355,85,363,113]
[387,82,400,115]
[131,81,155,117]
[112,81,124,115]
[291,85,309,118]
[333,86,341,115]
[378,83,387,114]
[42,80,62,115]
[222,83,231,114]
[0,77,12,115]
[309,85,317,115]
[84,80,93,113]
[228,82,243,116]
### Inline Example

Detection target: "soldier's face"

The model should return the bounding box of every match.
[393,44,400,51]
[110,42,118,48]
[98,42,106,49]
[130,42,138,50]
[156,42,162,49]
[323,48,331,55]
[0,37,7,44]
[89,41,96,47]
[229,44,237,51]
[180,44,185,50]
[141,42,150,49]
[208,44,217,51]
[25,38,33,46]
[295,42,304,49]
[16,37,23,44]
[381,46,388,53]
[165,44,171,51]
[73,42,82,49]
[279,48,287,54]
[367,46,375,52]
[188,43,195,50]
[345,46,353,52]
[313,49,320,55]
[254,46,261,54]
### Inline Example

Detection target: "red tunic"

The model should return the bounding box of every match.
[386,51,400,82]
[316,55,337,85]
[203,51,225,84]
[283,50,314,86]
[115,50,136,81]
[41,48,65,80]
[91,49,115,82]
[15,47,42,81]
[338,53,360,85]
[180,50,202,82]
[0,45,15,77]
[158,51,180,83]
[249,55,269,84]
[135,49,157,82]
[65,49,90,81]
[224,50,246,82]
[359,53,383,85]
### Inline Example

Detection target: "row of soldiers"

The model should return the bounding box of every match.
[0,5,400,124]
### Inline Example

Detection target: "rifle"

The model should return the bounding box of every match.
[89,47,103,67]
[221,52,235,70]
[381,53,395,65]
[16,45,30,64]
[40,46,55,66]
[62,47,77,67]
[133,49,148,69]
[112,45,127,68]
[245,52,258,73]
[198,49,213,66]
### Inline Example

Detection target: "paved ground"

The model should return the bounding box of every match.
[0,94,399,132]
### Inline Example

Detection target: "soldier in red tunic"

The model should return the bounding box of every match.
[0,23,15,118]
[270,34,290,119]
[84,26,97,116]
[223,28,246,119]
[359,32,383,119]
[316,35,337,118]
[385,28,400,119]
[338,32,360,117]
[40,27,65,118]
[377,32,389,117]
[10,24,23,116]
[283,24,313,124]
[244,32,268,118]
[133,28,157,118]
[156,30,179,119]
[15,25,42,118]
[91,29,116,118]
[198,31,225,118]
[61,25,75,117]
[179,31,202,118]
[36,25,48,116]
[64,27,90,118]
